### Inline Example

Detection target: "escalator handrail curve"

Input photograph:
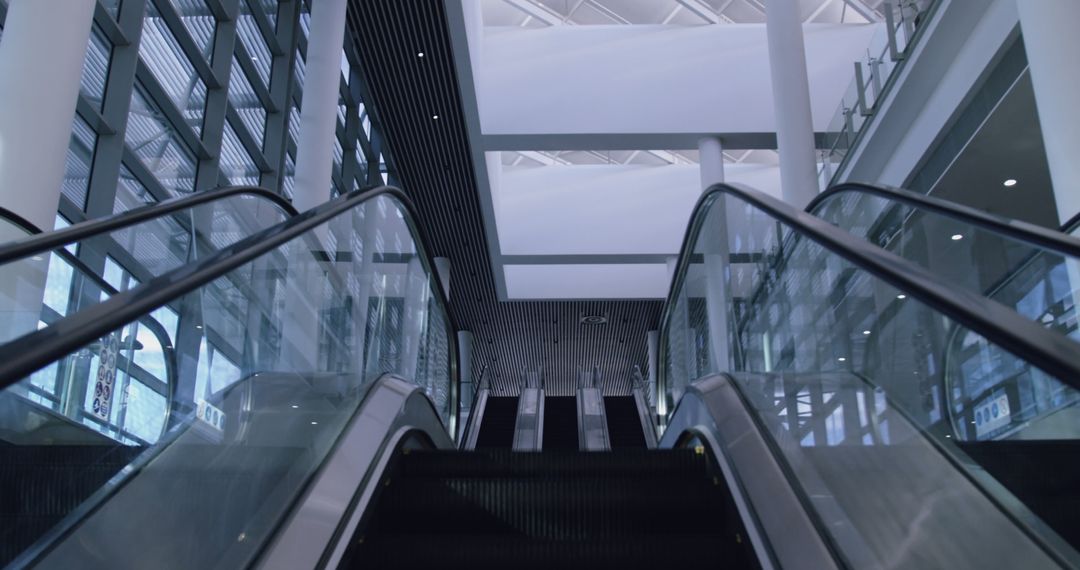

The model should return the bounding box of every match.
[0,186,459,418]
[808,182,1080,258]
[0,186,299,265]
[659,183,1080,398]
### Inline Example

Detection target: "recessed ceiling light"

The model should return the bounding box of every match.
[291,404,299,409]
[951,234,963,241]
[1003,179,1017,187]
[432,114,439,120]
[897,294,906,300]
[417,51,425,58]
[862,330,871,335]
[311,421,318,425]
[837,357,847,362]
[196,325,203,329]
[252,56,258,61]
[31,256,43,261]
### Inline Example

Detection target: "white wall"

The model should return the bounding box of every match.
[479,23,881,135]
[494,161,781,256]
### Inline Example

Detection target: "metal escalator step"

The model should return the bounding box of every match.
[354,534,741,570]
[398,449,706,478]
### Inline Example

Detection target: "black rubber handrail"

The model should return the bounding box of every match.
[0,206,45,236]
[1062,211,1080,236]
[0,185,459,426]
[0,186,299,265]
[808,182,1080,258]
[659,183,1080,401]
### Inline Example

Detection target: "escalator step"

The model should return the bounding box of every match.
[354,534,742,570]
[604,396,647,449]
[398,449,705,478]
[542,397,578,451]
[475,397,518,449]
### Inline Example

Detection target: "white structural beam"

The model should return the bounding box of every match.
[842,0,882,22]
[502,0,565,26]
[516,150,572,165]
[676,0,720,24]
[477,24,880,137]
[805,0,837,23]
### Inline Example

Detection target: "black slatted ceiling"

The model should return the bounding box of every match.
[347,0,663,396]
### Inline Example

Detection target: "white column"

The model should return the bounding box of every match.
[292,0,348,212]
[0,0,95,230]
[1016,0,1080,224]
[765,0,820,209]
[698,137,732,374]
[698,136,725,187]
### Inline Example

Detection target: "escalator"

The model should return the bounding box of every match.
[347,449,756,569]
[475,397,518,449]
[542,396,578,450]
[1,182,1080,568]
[603,396,646,449]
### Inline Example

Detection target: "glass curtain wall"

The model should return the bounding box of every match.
[0,0,391,446]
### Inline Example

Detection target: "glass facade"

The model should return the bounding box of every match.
[0,0,391,447]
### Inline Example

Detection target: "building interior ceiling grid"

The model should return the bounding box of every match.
[348,0,662,396]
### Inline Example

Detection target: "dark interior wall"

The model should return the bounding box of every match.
[346,0,661,396]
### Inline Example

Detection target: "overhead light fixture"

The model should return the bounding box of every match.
[291,404,299,409]
[862,330,871,335]
[311,421,318,425]
[897,294,906,300]
[951,234,963,241]
[432,114,439,120]
[1003,179,1017,187]
[417,51,425,58]
[195,325,203,329]
[837,357,847,362]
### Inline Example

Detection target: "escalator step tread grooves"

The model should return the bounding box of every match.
[604,396,647,449]
[542,397,578,451]
[475,397,518,449]
[348,449,759,569]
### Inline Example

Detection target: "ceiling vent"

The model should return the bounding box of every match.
[580,314,608,325]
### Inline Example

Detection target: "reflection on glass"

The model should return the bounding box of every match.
[0,194,454,568]
[113,165,157,214]
[140,2,208,135]
[661,190,1079,566]
[813,189,1080,442]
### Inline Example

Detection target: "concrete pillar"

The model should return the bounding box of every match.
[0,0,95,230]
[1016,0,1080,224]
[765,0,820,209]
[292,0,348,212]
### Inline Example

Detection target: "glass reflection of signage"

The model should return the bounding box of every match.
[92,333,119,420]
[974,391,1011,438]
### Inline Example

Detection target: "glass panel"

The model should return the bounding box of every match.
[101,0,122,21]
[0,194,453,568]
[139,2,208,135]
[81,25,111,111]
[237,1,271,85]
[228,56,266,146]
[124,85,198,196]
[661,190,1079,566]
[0,193,292,346]
[220,120,260,186]
[165,0,216,60]
[113,165,156,214]
[813,189,1080,441]
[282,151,296,199]
[63,115,97,210]
[255,0,277,28]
